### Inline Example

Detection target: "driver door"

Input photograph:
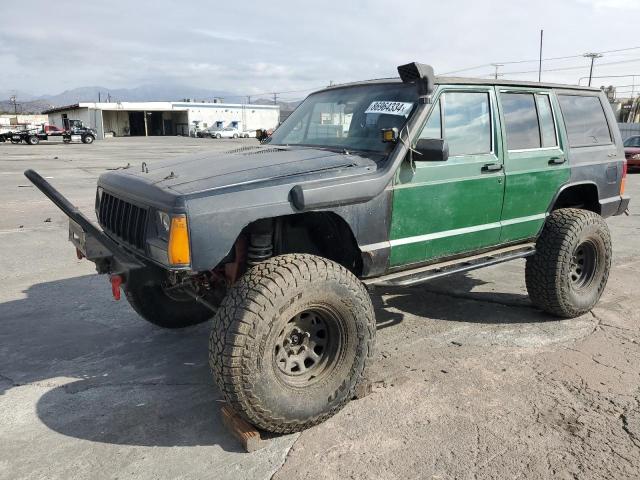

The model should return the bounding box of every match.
[389,86,505,267]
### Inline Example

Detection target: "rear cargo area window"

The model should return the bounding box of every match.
[558,94,611,147]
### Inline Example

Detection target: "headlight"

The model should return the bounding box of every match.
[632,153,640,160]
[158,211,171,232]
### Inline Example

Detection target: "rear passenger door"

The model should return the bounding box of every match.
[498,89,570,242]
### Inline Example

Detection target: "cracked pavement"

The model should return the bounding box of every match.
[1,137,639,479]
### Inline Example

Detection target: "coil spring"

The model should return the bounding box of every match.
[247,233,273,266]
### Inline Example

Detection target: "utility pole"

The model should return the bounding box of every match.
[538,29,544,82]
[247,95,251,104]
[273,93,278,105]
[491,63,503,79]
[9,95,17,115]
[584,52,603,86]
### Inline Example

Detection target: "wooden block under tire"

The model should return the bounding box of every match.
[220,403,267,453]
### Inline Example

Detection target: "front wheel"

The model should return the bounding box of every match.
[125,282,214,328]
[210,254,375,433]
[28,136,39,145]
[526,208,612,318]
[82,134,94,144]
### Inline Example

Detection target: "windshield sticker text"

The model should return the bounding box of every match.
[365,101,414,116]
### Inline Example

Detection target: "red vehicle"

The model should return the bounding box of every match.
[43,124,66,135]
[624,135,640,169]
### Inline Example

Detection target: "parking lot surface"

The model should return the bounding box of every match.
[0,137,639,479]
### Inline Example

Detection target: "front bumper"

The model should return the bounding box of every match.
[25,169,145,277]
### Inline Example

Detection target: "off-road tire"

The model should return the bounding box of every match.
[525,208,612,318]
[209,254,375,433]
[125,282,214,328]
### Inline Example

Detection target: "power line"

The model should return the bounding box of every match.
[477,56,640,77]
[441,46,640,75]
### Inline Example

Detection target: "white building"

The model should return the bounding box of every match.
[43,101,280,139]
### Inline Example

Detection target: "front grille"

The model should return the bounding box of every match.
[98,192,148,250]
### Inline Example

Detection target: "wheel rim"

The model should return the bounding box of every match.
[273,306,343,387]
[570,240,598,289]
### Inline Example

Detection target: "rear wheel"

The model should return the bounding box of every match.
[232,133,238,139]
[210,254,375,433]
[216,133,221,139]
[525,208,612,318]
[125,282,214,328]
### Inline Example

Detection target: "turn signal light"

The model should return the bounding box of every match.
[168,215,191,266]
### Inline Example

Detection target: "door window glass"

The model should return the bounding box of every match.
[443,92,492,156]
[418,100,441,139]
[417,91,492,156]
[558,94,612,146]
[501,93,540,150]
[535,94,557,147]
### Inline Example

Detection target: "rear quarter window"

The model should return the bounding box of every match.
[557,94,611,147]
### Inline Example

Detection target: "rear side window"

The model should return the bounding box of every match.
[500,92,558,150]
[558,94,611,147]
[418,91,492,156]
[501,93,540,150]
[536,95,557,147]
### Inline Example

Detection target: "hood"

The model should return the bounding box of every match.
[101,145,381,197]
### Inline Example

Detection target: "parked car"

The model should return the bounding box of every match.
[25,61,630,434]
[199,127,222,138]
[211,127,241,139]
[623,135,640,169]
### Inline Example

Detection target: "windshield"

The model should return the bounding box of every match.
[624,136,640,147]
[267,83,418,152]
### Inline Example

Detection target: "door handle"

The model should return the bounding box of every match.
[481,163,503,172]
[548,156,566,165]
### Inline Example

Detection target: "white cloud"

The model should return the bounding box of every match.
[1,0,639,97]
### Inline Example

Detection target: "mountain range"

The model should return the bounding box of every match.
[0,84,301,114]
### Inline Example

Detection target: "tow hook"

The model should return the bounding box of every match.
[110,274,124,300]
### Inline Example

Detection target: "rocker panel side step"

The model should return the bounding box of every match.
[364,243,536,287]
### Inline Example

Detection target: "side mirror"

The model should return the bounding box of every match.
[414,138,449,162]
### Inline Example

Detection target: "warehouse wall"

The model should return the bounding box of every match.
[176,104,280,132]
[102,110,130,137]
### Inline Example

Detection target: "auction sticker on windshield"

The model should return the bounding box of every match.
[365,101,414,116]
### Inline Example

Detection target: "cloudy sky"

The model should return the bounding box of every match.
[1,0,640,100]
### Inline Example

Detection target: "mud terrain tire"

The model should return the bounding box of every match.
[209,254,375,433]
[526,208,612,318]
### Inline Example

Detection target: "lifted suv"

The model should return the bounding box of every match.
[26,62,630,433]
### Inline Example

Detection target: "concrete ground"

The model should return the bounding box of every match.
[0,136,638,479]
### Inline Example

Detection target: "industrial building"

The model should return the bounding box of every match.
[43,101,280,139]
